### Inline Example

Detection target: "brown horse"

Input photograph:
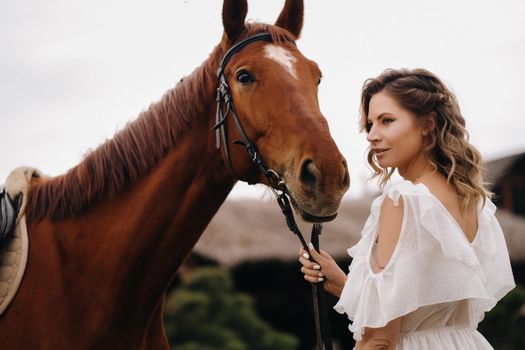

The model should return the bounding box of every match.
[0,0,349,348]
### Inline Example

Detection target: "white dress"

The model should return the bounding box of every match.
[334,180,515,349]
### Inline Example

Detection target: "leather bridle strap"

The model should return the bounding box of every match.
[214,33,278,186]
[213,32,333,350]
[276,195,333,350]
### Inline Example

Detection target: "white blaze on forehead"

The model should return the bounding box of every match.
[264,44,298,79]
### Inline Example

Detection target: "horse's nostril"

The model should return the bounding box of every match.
[300,159,317,188]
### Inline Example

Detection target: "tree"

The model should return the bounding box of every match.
[164,267,299,350]
[478,285,525,349]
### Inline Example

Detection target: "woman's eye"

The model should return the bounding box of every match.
[236,71,254,85]
[365,123,372,133]
[382,118,393,125]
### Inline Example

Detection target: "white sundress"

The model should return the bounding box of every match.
[334,180,516,349]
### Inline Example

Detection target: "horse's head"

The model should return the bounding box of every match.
[215,0,349,223]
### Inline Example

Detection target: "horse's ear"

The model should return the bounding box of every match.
[222,0,248,41]
[275,0,304,38]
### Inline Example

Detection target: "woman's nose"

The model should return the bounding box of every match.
[366,125,380,143]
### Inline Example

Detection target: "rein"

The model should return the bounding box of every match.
[213,32,333,350]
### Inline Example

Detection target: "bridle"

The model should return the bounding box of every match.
[214,33,285,194]
[213,32,333,350]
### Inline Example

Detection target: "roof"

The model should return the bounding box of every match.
[194,196,525,266]
[484,153,524,184]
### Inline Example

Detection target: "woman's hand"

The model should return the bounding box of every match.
[298,243,347,297]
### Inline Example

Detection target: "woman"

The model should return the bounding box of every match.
[299,68,515,349]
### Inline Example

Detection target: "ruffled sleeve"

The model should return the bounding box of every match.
[333,180,515,341]
[469,199,515,319]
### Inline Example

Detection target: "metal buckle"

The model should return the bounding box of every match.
[265,169,286,196]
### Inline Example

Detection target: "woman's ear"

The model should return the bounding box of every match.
[421,113,436,136]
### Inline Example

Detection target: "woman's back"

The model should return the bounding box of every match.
[419,173,478,243]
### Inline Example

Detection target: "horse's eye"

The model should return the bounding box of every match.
[317,75,323,85]
[236,71,254,85]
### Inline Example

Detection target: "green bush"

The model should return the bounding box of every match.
[479,285,525,349]
[164,267,298,350]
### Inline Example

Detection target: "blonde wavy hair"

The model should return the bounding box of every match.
[359,68,490,209]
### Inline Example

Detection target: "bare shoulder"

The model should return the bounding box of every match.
[377,195,404,243]
[373,195,404,272]
[379,195,404,221]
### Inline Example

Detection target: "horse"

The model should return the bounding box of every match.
[0,0,349,348]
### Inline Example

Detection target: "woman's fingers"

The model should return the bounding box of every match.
[300,246,328,269]
[299,245,344,289]
[308,242,329,263]
[299,248,325,284]
[299,248,312,263]
[302,265,325,283]
[299,254,321,270]
[304,274,325,283]
[301,265,324,277]
[299,247,310,260]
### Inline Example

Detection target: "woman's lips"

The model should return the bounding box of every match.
[373,148,389,157]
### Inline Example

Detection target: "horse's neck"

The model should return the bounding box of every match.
[130,119,230,284]
[59,104,234,320]
[121,121,232,299]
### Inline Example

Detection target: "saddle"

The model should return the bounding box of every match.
[1,167,43,316]
[0,186,22,244]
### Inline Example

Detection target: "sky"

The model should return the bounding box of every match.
[1,0,524,199]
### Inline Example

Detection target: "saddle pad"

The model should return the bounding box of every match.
[0,215,28,316]
[0,167,43,316]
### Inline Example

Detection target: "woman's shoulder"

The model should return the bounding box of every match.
[382,179,430,202]
[388,177,497,221]
[366,177,498,245]
[378,177,495,214]
[370,179,432,212]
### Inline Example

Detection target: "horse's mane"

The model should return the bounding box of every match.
[27,23,295,221]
